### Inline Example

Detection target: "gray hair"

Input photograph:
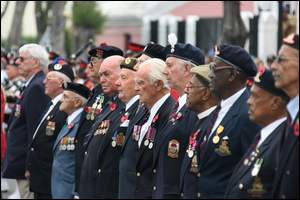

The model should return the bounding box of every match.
[74,92,88,105]
[140,58,169,88]
[48,71,72,83]
[19,43,49,68]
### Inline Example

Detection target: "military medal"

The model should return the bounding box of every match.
[14,104,22,117]
[186,129,200,158]
[116,132,125,146]
[144,139,149,146]
[248,177,265,198]
[148,142,153,149]
[244,158,249,166]
[132,125,141,141]
[167,139,180,158]
[112,140,117,147]
[148,127,156,149]
[212,136,220,144]
[213,125,224,144]
[214,140,231,156]
[251,158,263,177]
[46,119,55,136]
[190,154,199,173]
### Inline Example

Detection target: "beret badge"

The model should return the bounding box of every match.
[54,64,62,70]
[168,33,178,53]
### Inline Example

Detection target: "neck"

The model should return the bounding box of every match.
[284,82,299,99]
[258,112,287,127]
[26,68,40,80]
[221,83,244,100]
[195,99,219,113]
[66,107,79,116]
[147,90,168,109]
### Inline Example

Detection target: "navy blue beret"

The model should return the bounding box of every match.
[88,44,123,59]
[48,60,75,82]
[63,82,91,99]
[215,44,257,77]
[143,42,166,61]
[254,67,289,102]
[166,43,205,66]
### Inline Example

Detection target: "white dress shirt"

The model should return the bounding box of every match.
[67,108,84,125]
[32,93,63,140]
[287,95,299,122]
[177,94,187,113]
[257,117,287,148]
[208,87,246,139]
[138,93,170,147]
[120,95,139,127]
[197,106,217,120]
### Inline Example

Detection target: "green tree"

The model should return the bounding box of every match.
[72,1,106,52]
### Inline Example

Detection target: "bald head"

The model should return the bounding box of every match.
[99,55,124,96]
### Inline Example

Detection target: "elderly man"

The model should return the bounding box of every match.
[192,45,261,198]
[225,69,289,198]
[79,55,125,198]
[152,43,204,199]
[2,43,51,199]
[271,33,299,199]
[180,65,219,198]
[74,45,123,196]
[51,82,90,199]
[26,61,74,199]
[134,58,175,198]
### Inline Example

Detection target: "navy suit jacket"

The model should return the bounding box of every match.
[2,71,51,179]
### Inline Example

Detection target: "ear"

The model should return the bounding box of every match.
[201,87,210,101]
[270,96,282,111]
[228,70,237,82]
[154,80,164,91]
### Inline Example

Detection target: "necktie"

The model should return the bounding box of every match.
[199,104,221,159]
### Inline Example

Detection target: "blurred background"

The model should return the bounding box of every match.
[1,1,299,64]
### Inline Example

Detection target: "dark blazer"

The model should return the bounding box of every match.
[74,84,107,193]
[180,114,213,199]
[272,113,299,199]
[79,97,125,198]
[152,105,198,199]
[27,101,67,195]
[135,96,176,199]
[118,105,149,199]
[2,71,51,179]
[195,89,261,198]
[94,100,139,199]
[225,121,286,199]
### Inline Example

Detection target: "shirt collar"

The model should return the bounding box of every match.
[177,94,187,113]
[287,95,299,122]
[67,108,83,125]
[125,95,139,111]
[51,93,63,106]
[149,93,170,119]
[197,105,217,120]
[220,87,246,109]
[257,117,287,147]
[24,74,35,87]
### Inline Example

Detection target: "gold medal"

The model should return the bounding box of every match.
[144,139,149,146]
[148,142,153,149]
[217,125,224,134]
[188,150,194,158]
[111,140,117,147]
[213,135,220,144]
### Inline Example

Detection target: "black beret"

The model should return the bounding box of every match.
[120,57,138,71]
[215,44,257,77]
[166,43,205,66]
[143,42,167,61]
[283,33,299,50]
[63,82,91,99]
[254,67,289,102]
[88,44,123,59]
[48,60,75,81]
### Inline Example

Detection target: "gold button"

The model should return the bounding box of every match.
[31,148,34,151]
[153,169,156,173]
[153,186,156,191]
[239,183,243,190]
[137,172,141,177]
[197,193,201,198]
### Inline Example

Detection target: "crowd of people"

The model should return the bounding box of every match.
[0,32,299,199]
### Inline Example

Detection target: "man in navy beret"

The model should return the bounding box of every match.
[191,44,261,198]
[225,68,289,198]
[271,33,299,199]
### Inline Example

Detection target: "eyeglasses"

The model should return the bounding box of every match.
[273,55,290,64]
[17,56,33,63]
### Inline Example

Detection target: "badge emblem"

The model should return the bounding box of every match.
[167,139,180,159]
[215,140,231,156]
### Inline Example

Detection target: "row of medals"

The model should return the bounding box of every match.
[59,137,76,151]
[46,116,55,136]
[244,148,263,177]
[86,95,104,120]
[144,127,156,149]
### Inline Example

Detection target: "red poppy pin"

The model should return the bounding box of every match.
[109,103,117,112]
[152,114,159,124]
[84,106,89,113]
[294,118,299,137]
[67,123,74,129]
[121,112,129,123]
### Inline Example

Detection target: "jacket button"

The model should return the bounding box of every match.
[153,186,156,191]
[197,173,201,177]
[239,183,243,190]
[85,151,88,155]
[197,193,201,198]
[31,148,34,151]
[137,172,141,177]
[181,193,184,197]
[153,169,156,173]
[281,194,286,199]
[97,169,101,173]
[286,170,290,175]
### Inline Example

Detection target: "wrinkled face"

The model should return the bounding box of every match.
[165,57,186,90]
[270,45,299,91]
[15,51,37,79]
[116,68,137,103]
[99,61,120,96]
[247,84,274,125]
[43,72,63,98]
[5,64,19,80]
[135,66,157,108]
[59,91,78,113]
[208,60,236,97]
[185,75,208,110]
[88,56,103,79]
